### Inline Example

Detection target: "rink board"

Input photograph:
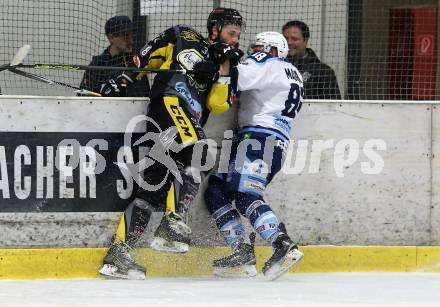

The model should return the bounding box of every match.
[0,96,149,212]
[1,246,440,279]
[3,97,440,278]
[1,97,440,246]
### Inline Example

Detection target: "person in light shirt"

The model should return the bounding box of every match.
[204,31,304,280]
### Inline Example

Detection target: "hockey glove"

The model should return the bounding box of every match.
[100,72,134,96]
[209,42,244,66]
[192,60,219,84]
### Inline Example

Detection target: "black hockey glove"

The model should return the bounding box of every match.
[100,72,134,96]
[209,42,244,66]
[192,60,219,84]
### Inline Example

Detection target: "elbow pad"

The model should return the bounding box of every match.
[206,77,235,114]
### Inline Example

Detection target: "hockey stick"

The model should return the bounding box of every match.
[8,67,101,96]
[4,45,101,96]
[14,63,191,74]
[1,45,190,74]
[0,45,31,72]
[2,45,190,74]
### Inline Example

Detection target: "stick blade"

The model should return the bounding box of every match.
[10,45,31,66]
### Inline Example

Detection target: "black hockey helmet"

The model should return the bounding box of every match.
[207,7,243,39]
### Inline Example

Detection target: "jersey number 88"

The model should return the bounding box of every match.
[282,83,303,119]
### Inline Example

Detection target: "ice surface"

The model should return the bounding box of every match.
[0,273,439,307]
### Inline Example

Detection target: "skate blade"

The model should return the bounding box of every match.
[264,249,304,281]
[214,264,257,278]
[150,237,189,253]
[99,264,146,280]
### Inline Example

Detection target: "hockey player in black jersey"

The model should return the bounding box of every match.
[150,8,245,254]
[98,8,244,279]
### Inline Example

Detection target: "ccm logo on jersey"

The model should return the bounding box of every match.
[169,105,194,138]
[177,49,203,70]
[164,97,197,144]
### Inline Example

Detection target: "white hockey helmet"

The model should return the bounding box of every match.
[252,31,289,59]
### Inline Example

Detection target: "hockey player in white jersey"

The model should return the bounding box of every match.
[204,31,304,280]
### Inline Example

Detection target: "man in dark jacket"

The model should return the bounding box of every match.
[282,20,341,99]
[79,15,149,96]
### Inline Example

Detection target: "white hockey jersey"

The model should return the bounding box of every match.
[233,52,304,140]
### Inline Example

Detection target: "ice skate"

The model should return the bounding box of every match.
[213,233,257,278]
[99,242,146,280]
[150,212,191,253]
[262,233,303,281]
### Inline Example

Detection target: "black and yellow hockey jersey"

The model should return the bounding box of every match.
[131,25,220,125]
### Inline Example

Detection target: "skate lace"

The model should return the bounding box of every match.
[229,233,255,259]
[216,243,254,265]
[117,243,136,263]
[168,214,192,234]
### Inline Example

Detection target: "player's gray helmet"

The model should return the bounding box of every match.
[207,7,243,40]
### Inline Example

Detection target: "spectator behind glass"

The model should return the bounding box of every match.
[79,15,150,96]
[282,20,341,99]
